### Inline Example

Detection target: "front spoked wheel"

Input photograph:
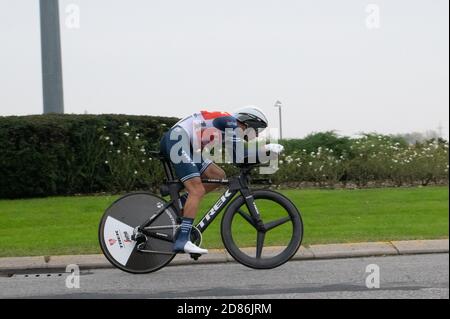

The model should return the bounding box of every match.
[221,190,303,269]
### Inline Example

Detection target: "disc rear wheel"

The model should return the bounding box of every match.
[98,192,177,274]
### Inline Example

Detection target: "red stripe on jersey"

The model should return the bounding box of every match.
[200,110,230,120]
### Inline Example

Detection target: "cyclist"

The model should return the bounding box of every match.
[159,106,284,255]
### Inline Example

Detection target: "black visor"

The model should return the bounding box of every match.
[236,113,267,129]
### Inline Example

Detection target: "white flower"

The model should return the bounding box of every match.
[124,132,130,136]
[134,170,138,175]
[117,150,121,154]
[309,162,313,166]
[142,159,146,163]
[105,136,110,140]
[135,136,139,140]
[125,122,130,126]
[105,161,108,164]
[161,124,167,127]
[110,141,113,146]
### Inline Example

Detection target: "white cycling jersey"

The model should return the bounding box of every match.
[173,110,241,149]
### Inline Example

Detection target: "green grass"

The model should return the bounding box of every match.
[0,186,448,257]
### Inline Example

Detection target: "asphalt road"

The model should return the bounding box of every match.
[0,253,448,299]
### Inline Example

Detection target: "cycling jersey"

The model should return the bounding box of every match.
[160,110,250,182]
[173,110,241,149]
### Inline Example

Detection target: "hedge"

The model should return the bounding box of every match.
[0,114,179,199]
[275,133,449,188]
[1,116,448,199]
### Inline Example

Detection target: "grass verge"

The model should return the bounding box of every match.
[0,186,448,257]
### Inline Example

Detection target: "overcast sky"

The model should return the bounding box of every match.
[0,0,448,138]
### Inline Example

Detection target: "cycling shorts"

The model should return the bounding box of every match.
[159,126,213,182]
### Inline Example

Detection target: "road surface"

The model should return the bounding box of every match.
[0,253,448,299]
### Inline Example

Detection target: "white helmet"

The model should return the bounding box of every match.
[233,106,268,129]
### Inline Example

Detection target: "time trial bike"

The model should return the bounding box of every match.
[98,151,303,274]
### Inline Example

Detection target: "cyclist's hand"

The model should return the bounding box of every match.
[265,143,284,154]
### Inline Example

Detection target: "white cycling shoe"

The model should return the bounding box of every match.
[180,241,208,255]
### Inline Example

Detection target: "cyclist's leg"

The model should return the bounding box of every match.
[178,156,221,204]
[172,176,208,254]
[201,163,226,193]
[160,128,208,254]
[182,177,205,219]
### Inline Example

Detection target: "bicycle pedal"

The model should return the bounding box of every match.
[190,253,201,261]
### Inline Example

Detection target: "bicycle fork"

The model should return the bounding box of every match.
[241,189,266,232]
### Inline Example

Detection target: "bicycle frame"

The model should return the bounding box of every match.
[136,167,266,244]
[195,179,238,232]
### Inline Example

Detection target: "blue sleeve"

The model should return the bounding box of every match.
[212,116,260,164]
[212,116,239,131]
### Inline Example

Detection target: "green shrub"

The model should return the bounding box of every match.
[280,131,352,157]
[1,116,448,199]
[275,133,448,188]
[0,114,178,198]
